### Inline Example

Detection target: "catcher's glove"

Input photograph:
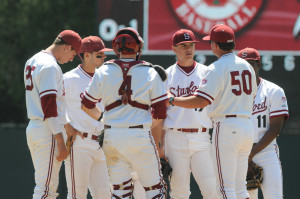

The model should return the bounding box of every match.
[160,158,172,179]
[246,161,263,190]
[66,136,73,155]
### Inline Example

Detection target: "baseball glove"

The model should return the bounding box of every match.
[66,136,73,155]
[160,158,172,179]
[246,161,263,190]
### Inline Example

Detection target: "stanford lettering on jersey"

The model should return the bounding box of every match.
[253,97,267,114]
[170,81,198,97]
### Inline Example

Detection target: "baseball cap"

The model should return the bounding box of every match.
[172,29,199,46]
[57,30,82,54]
[237,47,260,61]
[80,36,113,53]
[203,24,235,43]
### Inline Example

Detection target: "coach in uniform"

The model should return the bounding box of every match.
[24,30,82,198]
[168,24,257,199]
[81,27,168,199]
[238,47,289,199]
[162,29,218,199]
[63,36,111,199]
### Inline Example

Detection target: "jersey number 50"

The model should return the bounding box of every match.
[230,70,252,96]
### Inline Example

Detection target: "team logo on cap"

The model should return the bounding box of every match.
[184,33,190,40]
[241,51,248,58]
[168,0,263,35]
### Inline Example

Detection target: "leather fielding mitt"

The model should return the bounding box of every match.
[246,161,263,190]
[160,158,172,180]
[66,136,73,155]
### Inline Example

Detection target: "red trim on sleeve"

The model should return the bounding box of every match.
[39,89,57,96]
[151,99,167,119]
[41,94,58,120]
[81,95,96,109]
[194,90,214,103]
[85,91,100,101]
[270,114,289,121]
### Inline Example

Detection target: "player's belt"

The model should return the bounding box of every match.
[168,128,207,133]
[225,114,237,118]
[104,124,144,129]
[82,132,98,141]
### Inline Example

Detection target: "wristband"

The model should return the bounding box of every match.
[169,97,175,106]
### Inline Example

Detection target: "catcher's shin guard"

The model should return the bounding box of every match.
[112,178,134,199]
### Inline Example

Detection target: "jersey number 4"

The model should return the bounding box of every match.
[230,70,252,96]
[25,65,35,91]
[118,75,133,97]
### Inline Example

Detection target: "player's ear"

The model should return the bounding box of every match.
[64,44,72,52]
[171,45,176,52]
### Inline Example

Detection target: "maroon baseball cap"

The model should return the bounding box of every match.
[203,24,235,43]
[80,36,113,53]
[237,47,260,61]
[172,29,199,46]
[57,30,82,54]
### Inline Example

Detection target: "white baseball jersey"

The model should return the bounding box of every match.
[164,62,212,129]
[84,59,168,128]
[24,50,68,124]
[64,65,104,134]
[251,78,289,143]
[195,53,257,119]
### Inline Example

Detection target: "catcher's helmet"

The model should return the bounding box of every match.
[112,27,144,60]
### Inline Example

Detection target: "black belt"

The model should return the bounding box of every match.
[104,125,143,129]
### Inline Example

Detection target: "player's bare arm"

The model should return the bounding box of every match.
[151,118,164,158]
[54,133,68,161]
[248,116,284,163]
[81,104,102,121]
[170,95,210,109]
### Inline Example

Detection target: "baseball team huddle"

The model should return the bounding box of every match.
[24,24,289,199]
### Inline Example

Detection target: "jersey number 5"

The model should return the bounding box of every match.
[230,70,252,96]
[25,65,35,91]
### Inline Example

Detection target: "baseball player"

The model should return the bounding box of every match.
[24,30,82,198]
[63,36,111,199]
[237,48,289,199]
[162,29,218,199]
[81,27,167,199]
[168,24,257,199]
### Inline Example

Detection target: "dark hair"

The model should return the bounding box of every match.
[53,38,68,45]
[216,42,235,51]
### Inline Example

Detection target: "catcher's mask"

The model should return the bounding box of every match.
[112,27,144,60]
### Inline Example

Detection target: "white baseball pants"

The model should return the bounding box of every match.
[103,128,166,199]
[64,134,111,199]
[26,120,63,199]
[248,144,283,199]
[212,118,254,199]
[165,130,218,199]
